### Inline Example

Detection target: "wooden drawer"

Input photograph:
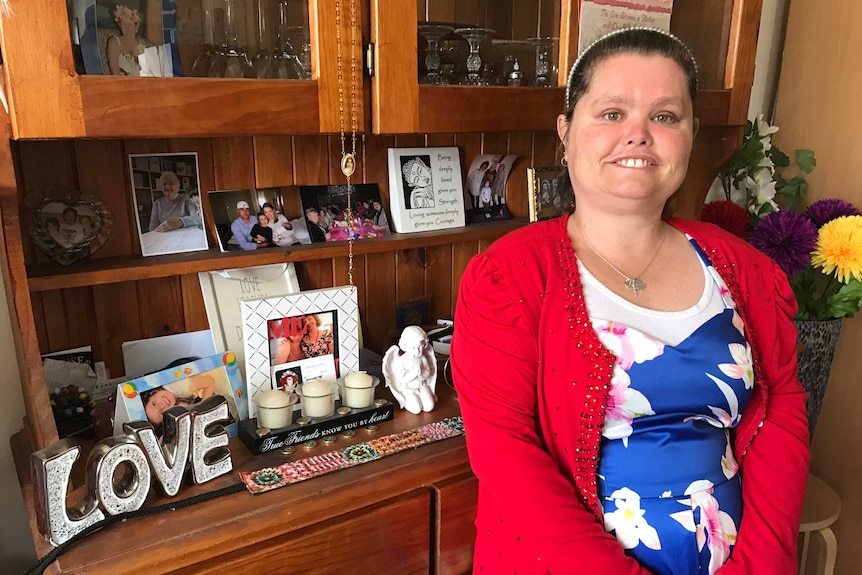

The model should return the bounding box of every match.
[434,472,479,575]
[177,491,432,575]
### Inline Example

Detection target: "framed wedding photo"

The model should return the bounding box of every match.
[527,166,573,222]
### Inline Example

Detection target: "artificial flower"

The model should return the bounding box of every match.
[811,215,862,283]
[749,210,818,278]
[701,200,750,239]
[805,199,861,229]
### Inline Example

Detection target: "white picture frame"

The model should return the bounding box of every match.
[387,147,466,233]
[241,286,359,418]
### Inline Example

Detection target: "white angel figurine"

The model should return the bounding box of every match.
[382,325,438,414]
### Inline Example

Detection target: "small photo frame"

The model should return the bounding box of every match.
[113,352,249,438]
[128,152,208,257]
[241,286,360,418]
[25,190,114,266]
[299,183,391,243]
[527,166,573,222]
[463,154,517,223]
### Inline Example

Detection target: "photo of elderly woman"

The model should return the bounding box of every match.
[129,153,208,257]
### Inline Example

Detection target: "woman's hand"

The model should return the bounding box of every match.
[155,219,183,232]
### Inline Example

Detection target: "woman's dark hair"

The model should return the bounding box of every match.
[564,28,699,119]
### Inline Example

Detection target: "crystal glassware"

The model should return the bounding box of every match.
[528,36,560,88]
[491,39,533,86]
[454,27,495,85]
[455,27,495,86]
[251,0,273,79]
[285,25,312,78]
[418,23,454,85]
[266,0,308,79]
[190,0,221,77]
[208,0,253,78]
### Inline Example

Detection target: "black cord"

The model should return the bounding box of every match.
[22,481,246,575]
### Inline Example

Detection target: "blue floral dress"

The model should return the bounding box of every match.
[594,240,753,575]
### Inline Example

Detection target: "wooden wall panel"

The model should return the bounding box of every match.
[92,282,141,376]
[532,129,559,167]
[506,131,533,218]
[41,291,71,353]
[253,137,295,189]
[511,0,540,40]
[180,274,210,333]
[292,135,330,185]
[137,277,186,338]
[396,249,427,303]
[63,287,97,350]
[451,242,478,311]
[364,252,397,353]
[29,292,48,353]
[364,135,394,206]
[426,244,453,322]
[212,137,255,189]
[75,139,136,258]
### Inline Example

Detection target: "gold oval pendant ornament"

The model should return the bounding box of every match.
[341,153,356,177]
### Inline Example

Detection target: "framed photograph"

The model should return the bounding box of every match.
[73,0,183,77]
[25,190,114,266]
[299,183,391,243]
[208,188,311,252]
[463,154,517,223]
[113,352,249,439]
[387,147,466,233]
[128,152,208,257]
[241,286,360,418]
[527,166,573,222]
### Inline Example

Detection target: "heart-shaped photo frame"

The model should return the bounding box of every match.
[26,191,113,266]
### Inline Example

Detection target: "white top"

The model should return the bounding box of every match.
[578,250,724,346]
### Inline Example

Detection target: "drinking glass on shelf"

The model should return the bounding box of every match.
[191,0,221,77]
[528,36,559,87]
[285,25,312,78]
[208,0,253,78]
[251,0,273,79]
[455,27,495,85]
[491,39,533,86]
[418,23,454,85]
[266,0,307,79]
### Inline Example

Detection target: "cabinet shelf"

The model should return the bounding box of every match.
[78,77,321,138]
[411,86,731,133]
[26,218,526,291]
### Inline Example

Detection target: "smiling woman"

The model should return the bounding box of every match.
[452,27,810,575]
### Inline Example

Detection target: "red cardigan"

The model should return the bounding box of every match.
[451,215,810,574]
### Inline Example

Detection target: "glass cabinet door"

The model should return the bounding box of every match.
[0,0,363,138]
[370,0,760,134]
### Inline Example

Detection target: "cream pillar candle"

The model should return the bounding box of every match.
[256,389,295,429]
[300,379,335,418]
[341,371,376,408]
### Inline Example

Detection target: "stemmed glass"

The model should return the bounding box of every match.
[191,0,221,77]
[491,39,532,86]
[208,0,253,78]
[251,0,273,79]
[454,27,494,85]
[267,0,307,79]
[528,36,559,87]
[285,25,312,78]
[418,23,454,85]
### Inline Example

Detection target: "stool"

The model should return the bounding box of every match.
[798,473,841,575]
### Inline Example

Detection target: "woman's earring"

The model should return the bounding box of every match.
[560,156,568,167]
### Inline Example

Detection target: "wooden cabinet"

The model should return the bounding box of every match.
[0,0,362,138]
[1,0,766,571]
[370,0,763,133]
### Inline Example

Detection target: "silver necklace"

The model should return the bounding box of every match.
[578,224,666,297]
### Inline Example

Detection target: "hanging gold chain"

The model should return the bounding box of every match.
[335,0,358,287]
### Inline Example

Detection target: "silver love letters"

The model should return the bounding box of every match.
[31,396,233,546]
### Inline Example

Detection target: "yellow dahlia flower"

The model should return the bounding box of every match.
[811,215,862,283]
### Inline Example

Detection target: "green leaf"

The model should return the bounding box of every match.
[777,176,807,211]
[796,149,817,175]
[768,146,790,168]
[826,279,862,319]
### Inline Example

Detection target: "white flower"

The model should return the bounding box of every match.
[604,487,661,550]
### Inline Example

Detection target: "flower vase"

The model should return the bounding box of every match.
[794,318,843,436]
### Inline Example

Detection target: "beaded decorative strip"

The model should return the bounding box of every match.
[239,417,465,495]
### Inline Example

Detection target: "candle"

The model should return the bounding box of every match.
[300,380,335,418]
[256,389,295,429]
[341,371,377,409]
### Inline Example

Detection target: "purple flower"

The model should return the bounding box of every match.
[805,199,860,228]
[750,211,818,277]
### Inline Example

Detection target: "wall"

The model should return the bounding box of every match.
[772,0,862,572]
